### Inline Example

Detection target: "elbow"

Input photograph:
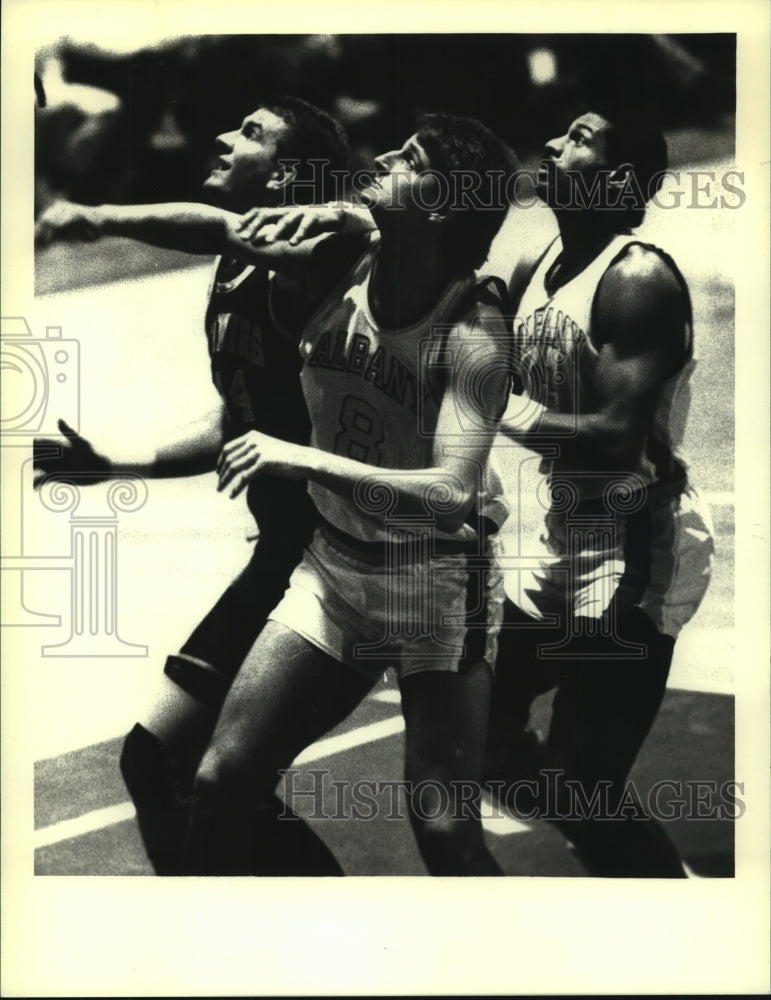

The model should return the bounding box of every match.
[431,486,476,535]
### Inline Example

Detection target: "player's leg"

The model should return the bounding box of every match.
[400,660,501,875]
[119,588,257,875]
[545,607,686,876]
[119,526,311,874]
[184,620,377,875]
[395,546,505,875]
[485,598,558,798]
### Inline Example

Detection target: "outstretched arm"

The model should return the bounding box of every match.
[501,245,689,470]
[34,199,320,277]
[216,304,511,534]
[33,406,227,488]
[236,202,376,246]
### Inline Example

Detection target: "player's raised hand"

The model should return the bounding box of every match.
[216,430,305,498]
[33,419,112,488]
[236,205,344,246]
[34,201,102,248]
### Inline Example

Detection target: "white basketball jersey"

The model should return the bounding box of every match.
[299,234,509,543]
[515,232,695,498]
[503,233,714,638]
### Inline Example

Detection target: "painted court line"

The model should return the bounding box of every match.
[34,802,137,849]
[292,715,405,766]
[370,689,402,704]
[35,714,407,850]
[480,795,530,837]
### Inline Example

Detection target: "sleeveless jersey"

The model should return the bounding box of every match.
[298,234,510,544]
[515,232,695,496]
[205,257,314,530]
[504,233,714,638]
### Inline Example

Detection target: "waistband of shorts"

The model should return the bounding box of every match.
[319,518,493,565]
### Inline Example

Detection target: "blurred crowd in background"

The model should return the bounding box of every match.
[34,33,736,214]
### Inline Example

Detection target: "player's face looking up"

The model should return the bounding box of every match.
[364,134,444,221]
[203,107,291,212]
[537,111,614,206]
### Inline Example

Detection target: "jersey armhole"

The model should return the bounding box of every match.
[510,238,558,312]
[303,231,378,330]
[428,274,514,400]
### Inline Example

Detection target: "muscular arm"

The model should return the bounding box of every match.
[217,305,511,534]
[501,245,689,469]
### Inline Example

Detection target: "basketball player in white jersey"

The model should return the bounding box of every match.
[34,97,353,875]
[37,112,515,874]
[486,106,715,876]
[184,114,515,875]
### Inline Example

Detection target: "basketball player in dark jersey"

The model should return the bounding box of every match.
[486,106,715,876]
[34,96,351,874]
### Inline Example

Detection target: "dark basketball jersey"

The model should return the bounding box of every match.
[205,257,315,531]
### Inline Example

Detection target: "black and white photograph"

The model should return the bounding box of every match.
[2,0,769,995]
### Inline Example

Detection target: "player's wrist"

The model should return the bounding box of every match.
[321,204,347,233]
[323,203,372,237]
[271,442,315,481]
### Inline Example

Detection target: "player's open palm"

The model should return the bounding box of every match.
[217,430,305,498]
[33,419,112,489]
[35,201,100,248]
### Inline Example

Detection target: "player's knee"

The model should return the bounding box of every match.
[193,736,271,808]
[194,743,236,805]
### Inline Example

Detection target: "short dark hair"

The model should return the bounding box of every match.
[416,113,516,274]
[261,95,349,204]
[591,103,668,226]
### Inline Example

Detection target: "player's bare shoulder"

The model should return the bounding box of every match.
[453,279,511,351]
[594,242,691,367]
[604,242,687,301]
[446,289,513,419]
